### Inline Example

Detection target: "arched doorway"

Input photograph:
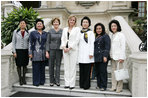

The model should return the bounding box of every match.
[20,1,41,9]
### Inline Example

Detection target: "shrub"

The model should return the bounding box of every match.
[1,7,39,45]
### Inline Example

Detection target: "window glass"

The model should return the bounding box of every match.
[139,2,142,7]
[142,2,145,7]
[142,13,144,17]
[139,8,142,12]
[138,13,142,17]
[142,8,145,12]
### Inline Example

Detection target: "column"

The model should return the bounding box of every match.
[2,3,17,18]
[56,1,63,8]
[129,52,147,97]
[41,1,48,8]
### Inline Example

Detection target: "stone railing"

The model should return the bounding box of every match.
[129,52,147,97]
[113,16,147,97]
[1,18,51,96]
[1,3,17,18]
[1,50,18,97]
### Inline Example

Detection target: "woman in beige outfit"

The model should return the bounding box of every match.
[109,20,126,93]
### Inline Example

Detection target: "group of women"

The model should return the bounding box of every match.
[12,15,126,93]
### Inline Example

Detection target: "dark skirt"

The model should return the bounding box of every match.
[15,49,29,66]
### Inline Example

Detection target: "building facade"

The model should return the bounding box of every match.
[1,1,147,97]
[2,1,147,30]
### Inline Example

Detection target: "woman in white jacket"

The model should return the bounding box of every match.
[78,16,95,90]
[60,15,80,89]
[109,20,126,93]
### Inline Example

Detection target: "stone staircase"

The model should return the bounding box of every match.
[12,61,132,97]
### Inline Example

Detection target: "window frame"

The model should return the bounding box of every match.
[138,1,146,17]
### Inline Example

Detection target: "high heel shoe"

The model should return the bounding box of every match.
[55,83,60,86]
[69,87,75,90]
[109,88,116,91]
[116,89,122,93]
[50,83,54,87]
[64,86,69,89]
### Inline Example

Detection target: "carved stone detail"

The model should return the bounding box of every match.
[75,1,100,9]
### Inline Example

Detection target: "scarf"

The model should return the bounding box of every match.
[81,28,91,43]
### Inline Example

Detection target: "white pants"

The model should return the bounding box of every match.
[63,50,78,87]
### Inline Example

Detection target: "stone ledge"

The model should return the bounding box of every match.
[13,83,131,97]
[1,50,13,56]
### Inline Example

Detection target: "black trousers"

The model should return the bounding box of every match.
[95,62,108,89]
[32,61,45,85]
[79,63,91,89]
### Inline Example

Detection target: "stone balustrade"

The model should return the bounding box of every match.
[1,50,18,97]
[129,52,147,97]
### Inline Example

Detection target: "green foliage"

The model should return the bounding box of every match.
[132,2,147,42]
[1,7,39,45]
[132,17,147,42]
[133,18,146,35]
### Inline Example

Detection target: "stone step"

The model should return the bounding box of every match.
[25,73,128,89]
[13,82,131,97]
[28,60,112,67]
[27,65,112,78]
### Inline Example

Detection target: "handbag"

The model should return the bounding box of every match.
[114,62,129,81]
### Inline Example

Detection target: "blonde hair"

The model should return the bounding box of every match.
[68,15,77,27]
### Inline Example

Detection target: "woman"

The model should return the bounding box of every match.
[29,19,47,86]
[46,18,63,86]
[78,16,95,90]
[109,20,126,93]
[94,23,111,91]
[12,19,29,85]
[60,15,80,89]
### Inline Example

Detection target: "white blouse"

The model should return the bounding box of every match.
[60,27,81,51]
[78,30,95,63]
[110,32,126,60]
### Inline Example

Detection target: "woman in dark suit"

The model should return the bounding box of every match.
[94,23,111,91]
[12,19,29,85]
[29,19,47,86]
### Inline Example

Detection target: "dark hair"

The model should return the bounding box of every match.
[109,19,121,33]
[19,19,27,24]
[17,19,28,33]
[51,18,60,25]
[35,19,45,30]
[94,23,106,37]
[81,16,91,27]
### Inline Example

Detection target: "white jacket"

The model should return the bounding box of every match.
[110,32,126,60]
[60,27,80,51]
[78,31,95,63]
